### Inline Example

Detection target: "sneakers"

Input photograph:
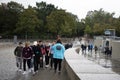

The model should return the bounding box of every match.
[45,65,49,68]
[18,69,22,72]
[17,69,22,72]
[22,71,27,75]
[28,69,32,73]
[32,71,36,75]
[32,70,38,75]
[36,70,38,73]
[58,71,61,74]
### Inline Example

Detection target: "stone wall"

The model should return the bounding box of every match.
[111,41,120,60]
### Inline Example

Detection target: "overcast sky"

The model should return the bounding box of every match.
[0,0,120,19]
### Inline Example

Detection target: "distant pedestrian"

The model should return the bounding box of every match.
[90,44,93,53]
[84,45,87,54]
[105,46,109,56]
[22,42,33,74]
[65,43,69,50]
[14,42,23,71]
[94,45,98,54]
[53,40,65,73]
[99,45,102,53]
[81,44,84,54]
[109,46,112,57]
[88,44,90,52]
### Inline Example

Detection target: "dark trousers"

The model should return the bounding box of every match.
[54,58,62,71]
[23,59,31,71]
[50,54,54,68]
[34,56,40,72]
[45,55,49,65]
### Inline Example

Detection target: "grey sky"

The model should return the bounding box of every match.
[0,0,120,19]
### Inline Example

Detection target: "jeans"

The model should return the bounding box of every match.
[16,57,22,69]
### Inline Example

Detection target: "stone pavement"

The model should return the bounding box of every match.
[64,47,120,80]
[1,42,120,80]
[0,46,69,80]
[79,49,120,75]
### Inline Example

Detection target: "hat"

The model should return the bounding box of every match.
[33,41,37,45]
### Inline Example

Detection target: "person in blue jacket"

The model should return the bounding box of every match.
[52,39,65,73]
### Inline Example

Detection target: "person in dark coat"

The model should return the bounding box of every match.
[38,40,45,68]
[14,42,23,71]
[32,41,42,74]
[44,41,50,68]
[94,45,98,54]
[22,42,33,74]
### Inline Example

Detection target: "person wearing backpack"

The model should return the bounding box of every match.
[31,41,41,74]
[52,39,65,73]
[14,42,23,71]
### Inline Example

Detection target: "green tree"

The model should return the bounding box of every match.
[76,21,85,37]
[7,1,24,13]
[15,6,41,38]
[84,25,92,37]
[84,8,115,36]
[35,1,57,36]
[0,1,24,37]
[112,17,120,36]
[46,10,78,37]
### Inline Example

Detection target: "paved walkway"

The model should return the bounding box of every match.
[1,42,120,80]
[0,46,69,80]
[78,49,120,75]
[65,47,120,80]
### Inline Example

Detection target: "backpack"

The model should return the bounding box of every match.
[41,48,46,55]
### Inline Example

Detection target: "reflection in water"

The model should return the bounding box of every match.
[81,49,120,75]
[111,60,120,75]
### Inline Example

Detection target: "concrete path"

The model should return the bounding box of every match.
[65,47,120,80]
[0,46,69,80]
[78,48,120,75]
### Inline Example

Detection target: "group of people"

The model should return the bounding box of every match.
[81,43,112,58]
[81,44,94,54]
[104,46,112,57]
[14,39,65,75]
